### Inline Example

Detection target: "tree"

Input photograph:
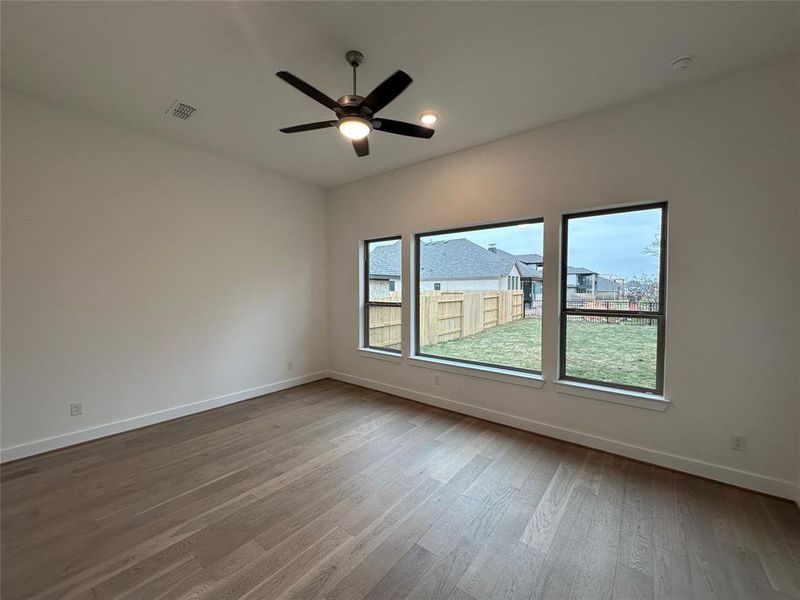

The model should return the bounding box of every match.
[628,233,662,304]
[625,273,659,303]
[643,233,661,258]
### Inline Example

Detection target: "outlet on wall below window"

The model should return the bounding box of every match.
[434,376,440,386]
[70,402,82,417]
[287,361,294,371]
[730,435,747,452]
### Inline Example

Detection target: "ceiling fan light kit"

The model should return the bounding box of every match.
[277,50,434,157]
[338,116,371,140]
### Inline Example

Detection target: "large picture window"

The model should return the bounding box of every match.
[363,237,402,352]
[560,203,667,394]
[414,219,544,373]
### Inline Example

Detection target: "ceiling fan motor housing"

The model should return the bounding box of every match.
[335,95,373,119]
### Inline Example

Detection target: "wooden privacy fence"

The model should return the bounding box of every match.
[368,290,524,349]
[419,290,524,345]
[366,291,402,350]
[367,303,402,350]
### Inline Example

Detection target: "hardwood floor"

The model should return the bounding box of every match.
[2,378,798,600]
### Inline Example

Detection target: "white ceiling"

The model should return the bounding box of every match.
[3,1,799,188]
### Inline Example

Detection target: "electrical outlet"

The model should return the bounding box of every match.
[434,375,441,386]
[287,361,293,370]
[70,402,82,417]
[730,435,747,452]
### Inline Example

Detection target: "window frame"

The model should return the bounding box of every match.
[413,217,544,375]
[559,202,667,395]
[363,235,402,354]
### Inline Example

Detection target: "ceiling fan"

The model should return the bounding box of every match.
[276,51,434,157]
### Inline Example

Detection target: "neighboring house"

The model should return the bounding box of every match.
[368,239,543,298]
[499,250,543,269]
[566,267,624,300]
[489,246,543,305]
[368,238,622,301]
[368,242,401,297]
[418,239,526,291]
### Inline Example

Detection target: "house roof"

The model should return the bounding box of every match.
[513,253,543,264]
[567,266,596,274]
[492,247,543,280]
[369,238,545,281]
[368,256,399,279]
[489,247,519,263]
[368,241,401,278]
[419,239,516,280]
[516,263,542,278]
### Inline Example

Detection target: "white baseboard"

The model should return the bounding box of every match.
[0,371,329,463]
[329,370,797,501]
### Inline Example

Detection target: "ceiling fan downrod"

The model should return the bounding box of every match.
[345,50,364,96]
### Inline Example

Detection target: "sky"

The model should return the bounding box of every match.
[421,222,543,256]
[566,209,661,278]
[417,207,661,279]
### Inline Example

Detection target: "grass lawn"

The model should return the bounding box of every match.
[422,317,543,372]
[421,317,657,389]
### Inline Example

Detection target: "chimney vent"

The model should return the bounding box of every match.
[488,243,497,253]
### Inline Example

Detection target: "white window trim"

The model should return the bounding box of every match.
[554,379,669,411]
[409,354,545,389]
[357,347,403,363]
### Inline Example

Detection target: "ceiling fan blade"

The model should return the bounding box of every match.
[361,70,412,114]
[276,71,341,111]
[374,118,434,139]
[352,137,369,157]
[279,121,337,134]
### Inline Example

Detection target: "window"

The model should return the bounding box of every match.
[415,218,544,373]
[363,237,402,352]
[560,203,667,394]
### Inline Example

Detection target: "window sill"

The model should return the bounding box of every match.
[408,355,545,389]
[554,380,669,411]
[357,348,403,363]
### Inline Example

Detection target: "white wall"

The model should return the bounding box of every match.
[797,56,800,505]
[1,91,328,459]
[328,59,800,498]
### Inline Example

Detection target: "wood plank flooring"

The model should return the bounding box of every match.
[2,379,798,600]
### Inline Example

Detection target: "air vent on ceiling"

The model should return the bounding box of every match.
[165,100,196,120]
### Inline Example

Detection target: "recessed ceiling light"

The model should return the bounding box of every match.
[670,56,692,71]
[419,112,438,126]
